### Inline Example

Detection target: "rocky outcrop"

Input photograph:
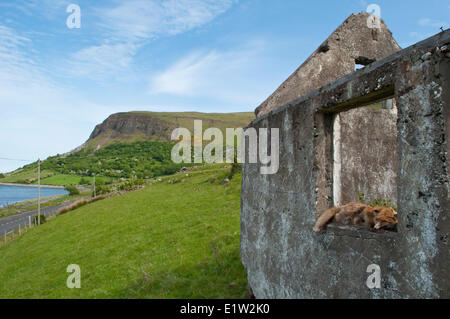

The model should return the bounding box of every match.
[255,12,401,117]
[89,112,175,143]
[83,111,255,151]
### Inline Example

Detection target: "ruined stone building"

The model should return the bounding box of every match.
[241,13,450,298]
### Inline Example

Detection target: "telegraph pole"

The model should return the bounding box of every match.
[38,159,41,225]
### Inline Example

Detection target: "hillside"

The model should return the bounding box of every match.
[0,164,248,298]
[0,111,254,185]
[84,111,255,150]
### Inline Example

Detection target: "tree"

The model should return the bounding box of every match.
[65,185,80,196]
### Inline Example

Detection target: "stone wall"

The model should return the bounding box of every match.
[241,30,450,298]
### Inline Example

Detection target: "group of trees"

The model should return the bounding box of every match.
[37,141,190,180]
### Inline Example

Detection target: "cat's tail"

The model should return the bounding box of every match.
[313,207,339,232]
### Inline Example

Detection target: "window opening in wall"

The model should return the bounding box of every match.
[314,98,399,233]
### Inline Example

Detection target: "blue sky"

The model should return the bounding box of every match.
[0,0,448,173]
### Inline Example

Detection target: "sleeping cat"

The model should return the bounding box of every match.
[313,202,398,232]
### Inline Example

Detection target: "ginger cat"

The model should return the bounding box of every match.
[313,202,398,232]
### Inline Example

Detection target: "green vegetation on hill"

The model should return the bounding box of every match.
[0,168,54,184]
[0,141,188,185]
[44,141,185,179]
[0,111,254,186]
[39,174,85,186]
[0,164,247,298]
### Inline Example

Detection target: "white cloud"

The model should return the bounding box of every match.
[68,42,139,79]
[68,0,235,80]
[0,25,39,85]
[150,50,220,96]
[0,0,70,18]
[148,40,270,105]
[2,10,242,172]
[418,18,447,29]
[99,0,234,40]
[0,24,111,172]
[406,17,448,47]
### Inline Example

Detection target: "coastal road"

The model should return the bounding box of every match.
[0,205,63,235]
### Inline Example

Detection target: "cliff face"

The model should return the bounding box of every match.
[84,111,255,151]
[89,112,175,143]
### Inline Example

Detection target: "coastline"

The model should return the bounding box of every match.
[0,182,65,189]
[0,194,63,209]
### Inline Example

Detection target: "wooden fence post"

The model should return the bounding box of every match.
[18,225,21,236]
[29,216,31,228]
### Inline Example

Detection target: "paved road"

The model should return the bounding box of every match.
[0,205,63,235]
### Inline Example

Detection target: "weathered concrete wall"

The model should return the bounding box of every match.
[241,31,450,298]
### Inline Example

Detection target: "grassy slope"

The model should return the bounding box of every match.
[0,169,53,184]
[38,174,84,186]
[0,172,101,186]
[0,165,248,299]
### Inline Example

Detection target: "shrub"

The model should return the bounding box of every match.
[17,179,31,184]
[34,214,46,225]
[93,185,112,196]
[0,173,5,179]
[95,177,105,186]
[118,179,146,191]
[79,177,91,185]
[65,185,80,196]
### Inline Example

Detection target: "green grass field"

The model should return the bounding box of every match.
[0,169,54,184]
[0,165,248,299]
[0,171,86,186]
[37,174,84,186]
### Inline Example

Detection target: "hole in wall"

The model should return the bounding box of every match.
[318,41,330,53]
[354,56,376,70]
